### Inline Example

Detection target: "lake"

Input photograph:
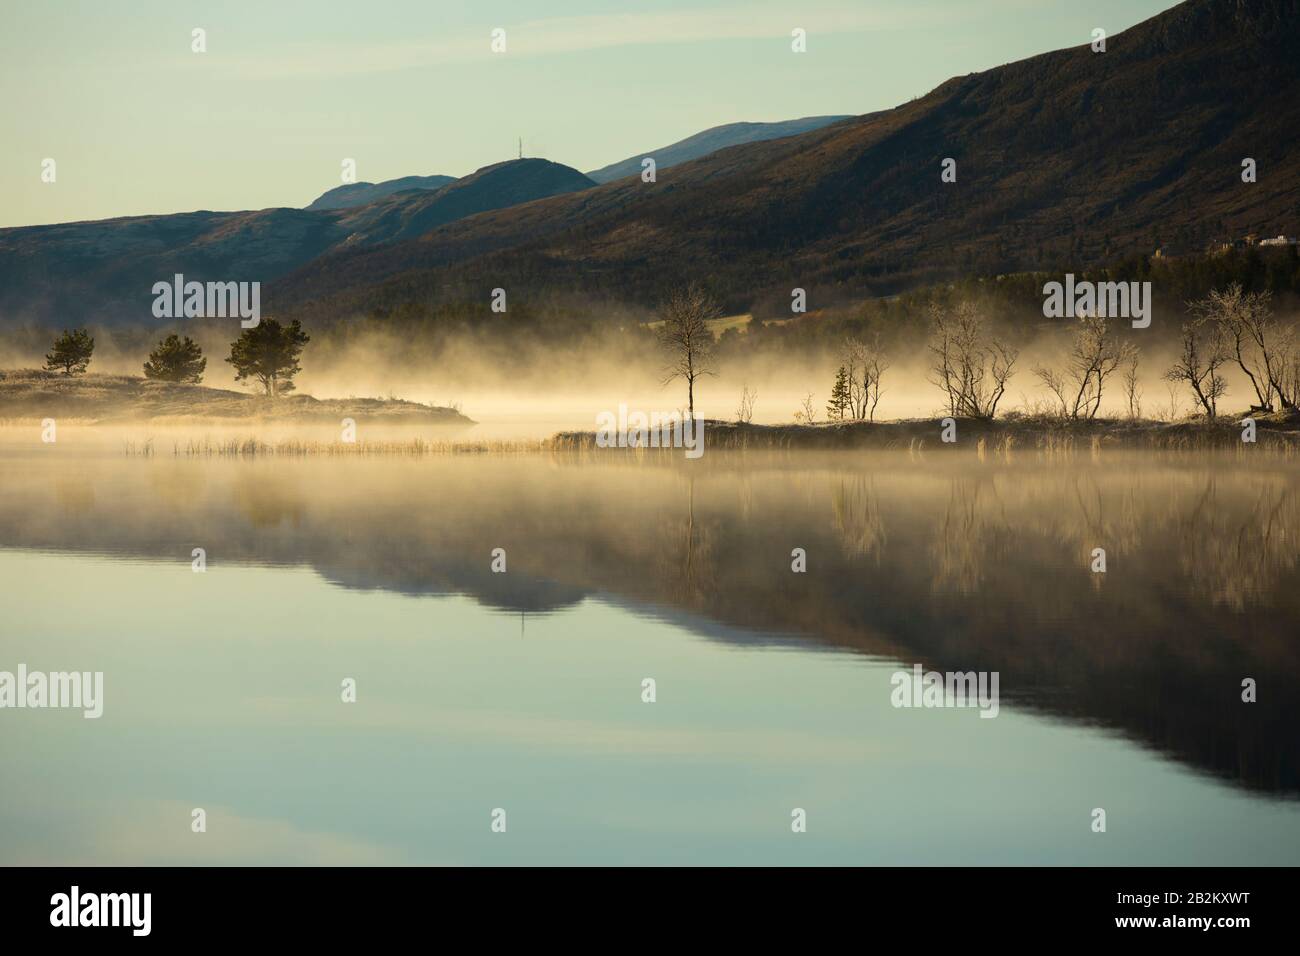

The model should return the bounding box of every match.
[1,438,1298,864]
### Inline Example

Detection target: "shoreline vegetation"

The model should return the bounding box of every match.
[4,368,1299,459]
[0,369,473,426]
[550,413,1300,458]
[99,413,1300,459]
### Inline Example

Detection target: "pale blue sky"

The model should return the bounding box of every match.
[1,0,1181,227]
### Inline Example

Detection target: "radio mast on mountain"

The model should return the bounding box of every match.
[518,137,523,160]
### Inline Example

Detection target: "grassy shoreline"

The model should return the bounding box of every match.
[0,369,473,426]
[5,367,1298,458]
[551,414,1300,454]
[102,415,1300,458]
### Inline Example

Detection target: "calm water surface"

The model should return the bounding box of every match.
[1,442,1298,864]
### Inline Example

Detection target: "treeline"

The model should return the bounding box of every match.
[16,246,1300,411]
[734,245,1300,359]
[186,244,1293,377]
[38,321,310,397]
[328,244,1300,358]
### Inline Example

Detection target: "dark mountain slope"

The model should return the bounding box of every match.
[328,159,595,246]
[0,208,345,326]
[271,0,1300,320]
[0,161,595,324]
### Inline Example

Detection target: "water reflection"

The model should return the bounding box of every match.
[0,449,1297,796]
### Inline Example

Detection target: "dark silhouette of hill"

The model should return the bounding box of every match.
[329,159,594,246]
[3,0,1296,327]
[585,115,852,183]
[306,174,456,210]
[0,207,344,326]
[0,160,595,325]
[269,0,1300,320]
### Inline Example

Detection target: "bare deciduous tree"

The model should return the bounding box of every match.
[1164,316,1228,418]
[842,333,890,421]
[794,392,818,424]
[1285,353,1300,414]
[1034,313,1135,420]
[1122,351,1142,420]
[657,283,721,418]
[1162,381,1184,422]
[1192,284,1294,412]
[926,301,1018,419]
[735,384,757,424]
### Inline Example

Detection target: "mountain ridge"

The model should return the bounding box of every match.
[306,174,457,211]
[268,0,1300,320]
[2,0,1296,327]
[0,159,596,324]
[584,115,853,184]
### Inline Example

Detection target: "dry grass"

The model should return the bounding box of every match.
[547,416,1300,460]
[0,368,473,425]
[141,436,545,457]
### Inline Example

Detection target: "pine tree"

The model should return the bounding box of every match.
[226,319,309,397]
[143,334,206,383]
[44,328,94,375]
[827,365,850,421]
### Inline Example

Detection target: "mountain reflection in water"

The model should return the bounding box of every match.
[2,449,1297,797]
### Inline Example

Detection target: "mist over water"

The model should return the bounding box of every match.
[8,303,1293,436]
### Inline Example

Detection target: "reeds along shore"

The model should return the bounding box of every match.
[122,436,546,458]
[116,415,1300,459]
[549,416,1300,452]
